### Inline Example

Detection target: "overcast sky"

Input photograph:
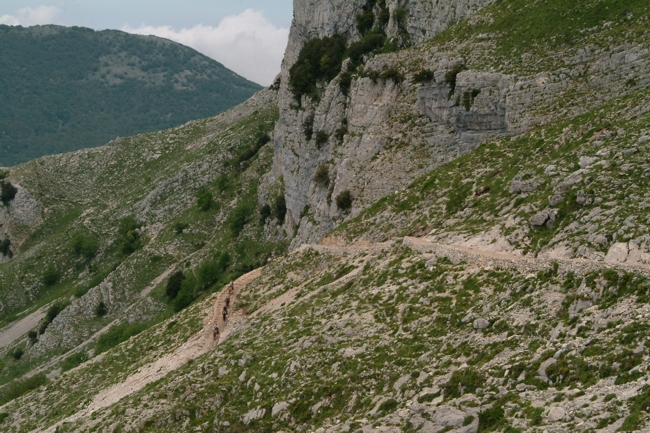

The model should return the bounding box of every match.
[0,1,294,85]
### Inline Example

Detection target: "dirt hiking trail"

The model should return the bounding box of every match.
[39,268,262,433]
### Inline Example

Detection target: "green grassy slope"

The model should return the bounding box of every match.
[0,25,262,166]
[2,1,650,432]
[0,88,286,390]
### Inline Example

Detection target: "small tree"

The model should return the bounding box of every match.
[28,331,38,345]
[0,181,17,205]
[72,234,99,261]
[314,165,330,187]
[196,188,213,211]
[315,131,329,149]
[0,239,11,257]
[42,265,60,287]
[259,204,272,225]
[12,348,24,360]
[118,217,142,255]
[95,302,108,317]
[274,195,287,224]
[165,271,185,300]
[336,190,353,211]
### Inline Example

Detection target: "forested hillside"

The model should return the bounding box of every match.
[0,25,262,166]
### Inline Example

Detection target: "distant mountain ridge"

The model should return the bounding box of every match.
[0,24,262,166]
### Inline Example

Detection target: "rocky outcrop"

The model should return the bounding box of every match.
[269,0,500,248]
[0,182,43,261]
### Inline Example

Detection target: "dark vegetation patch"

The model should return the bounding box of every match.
[95,322,149,354]
[0,373,47,406]
[117,216,142,255]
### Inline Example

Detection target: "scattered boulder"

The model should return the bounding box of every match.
[510,174,543,194]
[548,406,566,423]
[578,156,598,169]
[605,242,629,263]
[242,407,266,425]
[530,209,556,228]
[549,194,564,207]
[623,147,639,157]
[272,402,289,417]
[473,318,490,329]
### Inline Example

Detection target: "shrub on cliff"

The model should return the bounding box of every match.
[289,35,346,102]
[336,190,353,210]
[72,234,99,261]
[0,181,17,205]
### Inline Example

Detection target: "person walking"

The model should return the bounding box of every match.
[212,323,220,341]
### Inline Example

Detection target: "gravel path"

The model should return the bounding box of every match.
[38,268,262,433]
[0,304,50,349]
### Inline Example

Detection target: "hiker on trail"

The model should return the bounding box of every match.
[225,297,230,308]
[213,323,220,340]
[229,281,234,294]
[222,305,228,323]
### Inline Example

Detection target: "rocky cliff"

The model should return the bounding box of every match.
[269,0,498,248]
[269,0,650,250]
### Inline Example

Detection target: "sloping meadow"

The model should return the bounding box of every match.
[7,239,650,431]
[0,89,286,395]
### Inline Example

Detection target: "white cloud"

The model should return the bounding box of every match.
[0,5,62,26]
[122,9,289,86]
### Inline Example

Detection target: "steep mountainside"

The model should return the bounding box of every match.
[0,25,261,166]
[2,1,650,432]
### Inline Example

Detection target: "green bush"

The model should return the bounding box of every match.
[0,181,17,205]
[237,133,271,165]
[0,374,47,406]
[335,125,348,142]
[314,165,330,187]
[274,194,287,224]
[336,190,353,210]
[165,270,185,300]
[348,33,386,66]
[228,204,250,237]
[12,347,24,360]
[413,69,435,83]
[315,131,329,148]
[339,71,353,96]
[173,222,189,234]
[378,398,398,414]
[95,322,148,354]
[289,35,347,102]
[478,406,505,432]
[61,352,88,372]
[72,234,99,261]
[196,188,213,211]
[303,113,315,140]
[197,252,231,290]
[28,330,38,344]
[39,301,68,334]
[259,204,272,224]
[117,216,142,255]
[442,368,485,400]
[0,238,12,257]
[0,413,8,423]
[42,265,60,287]
[356,9,376,35]
[445,63,466,96]
[173,274,200,312]
[95,301,108,317]
[393,7,408,28]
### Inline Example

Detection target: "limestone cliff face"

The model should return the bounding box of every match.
[0,183,43,263]
[269,0,499,247]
